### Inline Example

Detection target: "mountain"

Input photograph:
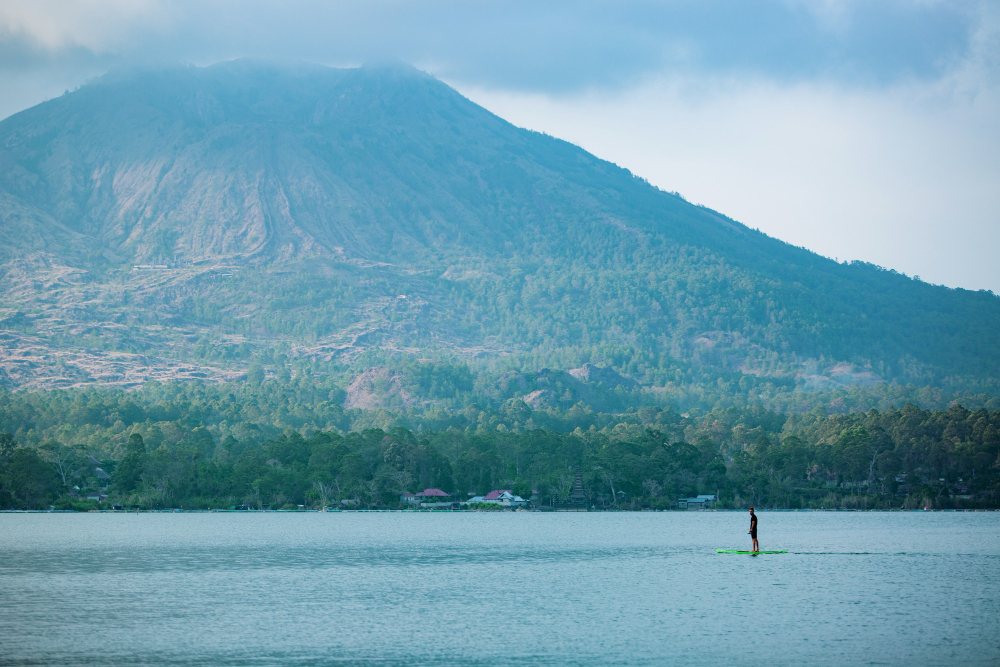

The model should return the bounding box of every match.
[0,59,751,262]
[1,59,998,408]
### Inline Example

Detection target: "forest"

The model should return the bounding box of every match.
[3,60,1000,403]
[2,384,997,510]
[3,62,999,513]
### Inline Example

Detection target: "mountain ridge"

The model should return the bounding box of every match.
[0,59,998,405]
[0,59,774,265]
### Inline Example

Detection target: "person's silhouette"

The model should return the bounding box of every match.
[749,507,759,552]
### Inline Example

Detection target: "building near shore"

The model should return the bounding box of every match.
[416,488,451,501]
[677,494,716,510]
[465,490,528,507]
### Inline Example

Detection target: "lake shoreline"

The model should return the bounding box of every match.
[4,507,998,513]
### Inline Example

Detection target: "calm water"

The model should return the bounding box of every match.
[1,512,998,666]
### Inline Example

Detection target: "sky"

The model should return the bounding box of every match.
[1,0,998,291]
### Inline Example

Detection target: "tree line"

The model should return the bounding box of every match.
[2,402,997,511]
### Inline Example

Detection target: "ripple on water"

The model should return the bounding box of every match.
[0,512,998,666]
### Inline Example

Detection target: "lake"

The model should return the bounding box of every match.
[1,511,998,666]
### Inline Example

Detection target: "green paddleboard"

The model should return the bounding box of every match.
[716,550,788,554]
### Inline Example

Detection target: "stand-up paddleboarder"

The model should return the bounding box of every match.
[749,507,759,552]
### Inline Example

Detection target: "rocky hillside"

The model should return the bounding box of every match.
[0,59,752,264]
[1,59,998,404]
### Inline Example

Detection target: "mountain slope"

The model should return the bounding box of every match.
[0,59,998,401]
[0,60,743,262]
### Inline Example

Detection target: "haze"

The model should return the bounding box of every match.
[1,0,997,291]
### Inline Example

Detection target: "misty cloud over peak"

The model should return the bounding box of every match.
[0,0,988,96]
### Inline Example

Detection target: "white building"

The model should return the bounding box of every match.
[465,489,528,507]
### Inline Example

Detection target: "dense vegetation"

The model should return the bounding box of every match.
[1,60,999,402]
[2,61,998,513]
[2,380,997,510]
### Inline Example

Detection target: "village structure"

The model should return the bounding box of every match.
[391,468,715,511]
[400,488,531,509]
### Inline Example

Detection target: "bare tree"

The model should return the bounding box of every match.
[313,480,334,509]
[364,478,379,509]
[247,486,263,510]
[141,471,170,507]
[391,469,413,495]
[41,443,86,488]
[596,466,619,507]
[557,472,572,496]
[867,448,882,497]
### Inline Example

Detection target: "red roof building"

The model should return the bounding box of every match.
[416,488,451,497]
[465,490,527,506]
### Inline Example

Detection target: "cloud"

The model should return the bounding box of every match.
[0,0,170,52]
[0,1,990,117]
[0,0,985,89]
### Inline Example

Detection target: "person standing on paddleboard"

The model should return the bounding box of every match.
[749,507,759,553]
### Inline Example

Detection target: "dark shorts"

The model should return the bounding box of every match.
[750,531,757,538]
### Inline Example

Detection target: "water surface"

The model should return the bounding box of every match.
[1,512,997,665]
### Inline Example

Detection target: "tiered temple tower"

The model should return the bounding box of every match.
[558,465,588,510]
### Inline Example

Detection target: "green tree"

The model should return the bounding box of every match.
[3,445,59,509]
[115,433,148,493]
[246,362,265,385]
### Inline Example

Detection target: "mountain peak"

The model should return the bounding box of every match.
[358,59,425,75]
[1,59,998,395]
